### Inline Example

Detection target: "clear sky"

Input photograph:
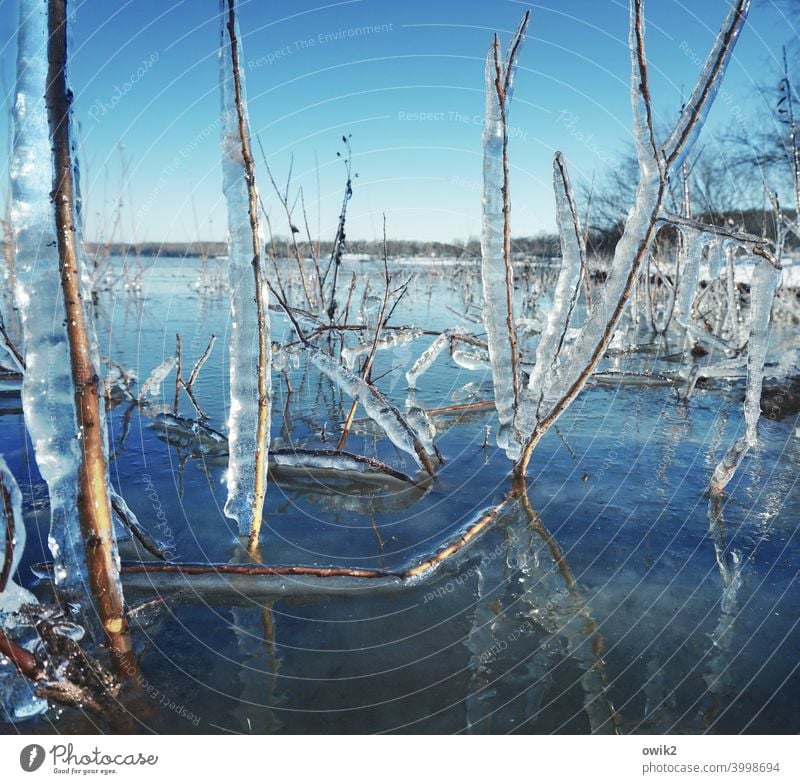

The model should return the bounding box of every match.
[0,0,797,244]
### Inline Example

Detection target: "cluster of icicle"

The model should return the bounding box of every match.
[478,2,757,493]
[218,5,271,535]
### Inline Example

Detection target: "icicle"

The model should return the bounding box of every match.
[219,2,271,534]
[673,230,708,345]
[479,22,527,453]
[406,328,465,389]
[309,348,435,472]
[341,327,423,371]
[519,154,584,438]
[723,244,742,346]
[11,0,91,595]
[710,257,780,493]
[706,237,728,279]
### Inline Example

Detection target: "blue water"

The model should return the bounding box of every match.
[2,257,799,734]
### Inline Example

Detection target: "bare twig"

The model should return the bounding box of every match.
[0,469,15,593]
[47,0,135,677]
[337,217,390,450]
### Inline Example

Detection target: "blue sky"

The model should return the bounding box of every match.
[0,0,797,243]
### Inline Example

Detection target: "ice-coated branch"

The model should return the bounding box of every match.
[661,0,750,172]
[522,153,584,429]
[220,0,272,550]
[630,0,659,174]
[512,0,750,479]
[710,257,780,494]
[480,11,530,454]
[0,457,30,609]
[0,312,24,373]
[46,0,134,675]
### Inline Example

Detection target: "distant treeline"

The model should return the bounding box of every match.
[87,208,797,260]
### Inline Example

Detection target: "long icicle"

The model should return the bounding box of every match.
[518,153,584,439]
[710,256,780,493]
[220,0,271,550]
[480,12,529,456]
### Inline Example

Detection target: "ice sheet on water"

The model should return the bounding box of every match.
[219,6,271,534]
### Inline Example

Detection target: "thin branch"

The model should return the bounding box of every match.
[225,0,271,552]
[47,0,135,678]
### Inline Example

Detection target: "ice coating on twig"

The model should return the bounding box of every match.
[710,257,780,493]
[521,154,585,431]
[673,230,708,345]
[11,0,87,594]
[341,328,423,371]
[509,3,749,477]
[406,328,465,389]
[309,348,435,472]
[480,20,527,453]
[137,356,176,403]
[219,4,271,533]
[270,448,415,485]
[0,457,36,613]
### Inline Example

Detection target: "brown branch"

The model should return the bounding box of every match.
[0,311,24,372]
[0,629,42,679]
[109,494,512,584]
[337,217,390,450]
[660,212,781,269]
[0,469,16,593]
[661,0,750,170]
[225,0,271,553]
[492,35,521,417]
[47,0,135,678]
